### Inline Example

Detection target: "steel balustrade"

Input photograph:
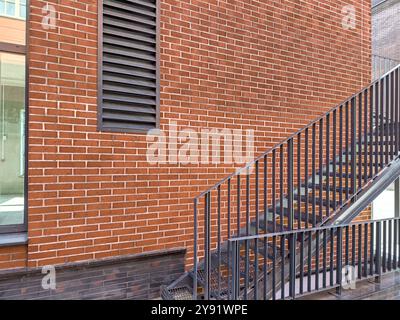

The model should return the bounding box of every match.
[191,64,400,300]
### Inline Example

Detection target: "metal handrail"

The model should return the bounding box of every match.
[195,63,400,199]
[194,64,400,300]
[229,217,400,300]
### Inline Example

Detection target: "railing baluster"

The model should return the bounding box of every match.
[323,228,327,288]
[305,128,309,228]
[326,114,330,218]
[364,89,368,185]
[390,72,395,157]
[300,232,304,295]
[383,220,387,273]
[237,174,241,237]
[375,82,379,175]
[308,230,312,292]
[388,219,392,272]
[333,110,337,211]
[254,161,259,300]
[380,78,384,168]
[345,101,350,200]
[369,85,374,179]
[376,221,382,279]
[263,156,268,300]
[351,97,357,198]
[315,229,320,291]
[358,224,362,279]
[272,235,277,300]
[346,225,351,267]
[272,150,276,232]
[193,198,198,300]
[297,134,302,229]
[394,219,398,270]
[351,224,356,268]
[227,179,231,296]
[319,119,324,222]
[398,218,400,269]
[312,124,316,227]
[385,74,390,164]
[370,222,375,276]
[245,169,250,300]
[395,69,399,155]
[330,228,334,287]
[288,139,295,299]
[339,105,343,205]
[280,145,284,232]
[336,227,343,295]
[232,240,240,300]
[288,139,294,231]
[217,186,221,295]
[358,93,362,189]
[289,232,296,299]
[280,234,285,300]
[204,193,210,300]
[364,222,368,277]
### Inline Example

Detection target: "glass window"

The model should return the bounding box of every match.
[18,0,25,19]
[5,0,15,17]
[0,0,25,20]
[0,52,25,228]
[0,1,5,16]
[0,0,25,233]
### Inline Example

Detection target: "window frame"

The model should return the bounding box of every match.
[0,0,28,235]
[97,0,160,134]
[0,0,26,20]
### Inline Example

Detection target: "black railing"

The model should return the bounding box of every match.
[193,64,400,300]
[230,217,400,300]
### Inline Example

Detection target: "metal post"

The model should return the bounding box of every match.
[351,97,357,199]
[395,178,400,218]
[193,198,198,300]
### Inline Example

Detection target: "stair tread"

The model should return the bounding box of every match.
[300,195,339,208]
[161,286,193,300]
[326,171,372,179]
[301,182,352,193]
[195,269,230,299]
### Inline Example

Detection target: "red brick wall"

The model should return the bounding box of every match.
[0,246,27,270]
[2,0,372,270]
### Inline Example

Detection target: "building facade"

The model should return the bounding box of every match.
[0,0,373,299]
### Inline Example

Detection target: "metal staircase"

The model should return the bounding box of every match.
[161,64,400,300]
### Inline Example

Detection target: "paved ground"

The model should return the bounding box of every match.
[300,271,400,300]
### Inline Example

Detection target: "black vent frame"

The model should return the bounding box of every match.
[98,0,160,133]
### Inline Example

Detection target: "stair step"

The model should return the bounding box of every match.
[325,171,372,180]
[250,220,289,233]
[200,250,258,281]
[248,239,281,259]
[161,285,193,300]
[301,182,352,194]
[300,195,339,209]
[194,269,229,299]
[273,206,322,225]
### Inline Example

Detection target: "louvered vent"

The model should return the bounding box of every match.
[100,0,158,132]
